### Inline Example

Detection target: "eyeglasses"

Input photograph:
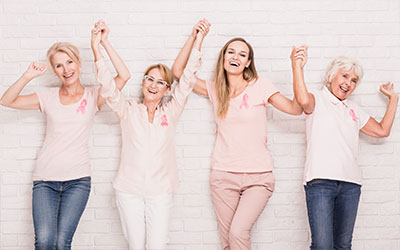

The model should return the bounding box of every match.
[143,75,169,89]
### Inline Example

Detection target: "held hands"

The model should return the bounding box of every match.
[291,45,308,69]
[91,20,110,50]
[94,20,110,45]
[23,62,47,80]
[380,82,399,99]
[191,19,211,40]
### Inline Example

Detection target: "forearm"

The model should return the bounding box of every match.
[379,95,399,135]
[101,40,131,89]
[292,65,310,105]
[92,44,104,62]
[0,74,31,106]
[172,34,196,79]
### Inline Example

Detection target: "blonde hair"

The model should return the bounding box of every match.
[143,64,173,89]
[47,42,81,70]
[323,56,363,88]
[214,37,258,119]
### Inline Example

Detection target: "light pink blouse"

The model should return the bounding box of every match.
[96,49,201,195]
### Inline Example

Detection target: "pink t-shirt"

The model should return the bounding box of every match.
[206,78,279,173]
[304,86,370,185]
[34,87,99,181]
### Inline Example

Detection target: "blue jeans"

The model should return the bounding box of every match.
[32,176,91,250]
[304,179,361,250]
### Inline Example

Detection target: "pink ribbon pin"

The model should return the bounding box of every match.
[240,93,249,109]
[76,99,87,114]
[161,114,168,127]
[349,109,359,122]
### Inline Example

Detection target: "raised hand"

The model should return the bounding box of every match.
[23,62,47,80]
[380,82,398,99]
[291,45,308,69]
[191,19,211,39]
[91,27,101,50]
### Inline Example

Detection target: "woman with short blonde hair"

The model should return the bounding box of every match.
[0,20,130,249]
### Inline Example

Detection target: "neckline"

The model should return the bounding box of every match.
[230,79,255,100]
[58,87,86,106]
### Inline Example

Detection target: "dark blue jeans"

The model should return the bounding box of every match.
[304,179,361,250]
[32,176,91,250]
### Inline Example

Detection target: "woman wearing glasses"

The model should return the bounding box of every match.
[94,22,209,249]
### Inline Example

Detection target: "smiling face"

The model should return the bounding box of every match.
[329,68,359,100]
[223,40,251,76]
[142,68,170,104]
[51,52,81,86]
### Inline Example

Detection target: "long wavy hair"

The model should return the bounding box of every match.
[214,37,258,119]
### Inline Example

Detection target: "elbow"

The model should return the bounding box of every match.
[375,129,390,138]
[296,97,311,110]
[122,73,131,83]
[0,97,8,107]
[379,130,390,138]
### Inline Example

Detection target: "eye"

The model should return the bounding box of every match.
[55,64,61,68]
[68,60,74,64]
[352,79,358,84]
[240,53,247,57]
[157,80,167,87]
[227,51,234,54]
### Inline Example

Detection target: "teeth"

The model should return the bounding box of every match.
[230,62,239,67]
[148,90,157,94]
[340,86,348,92]
[64,73,73,78]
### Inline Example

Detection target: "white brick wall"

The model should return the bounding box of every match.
[0,0,399,249]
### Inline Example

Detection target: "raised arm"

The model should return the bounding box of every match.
[0,62,47,110]
[96,20,131,89]
[291,45,315,114]
[361,82,399,138]
[172,19,210,96]
[91,20,131,108]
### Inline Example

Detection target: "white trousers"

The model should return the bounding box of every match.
[115,190,173,250]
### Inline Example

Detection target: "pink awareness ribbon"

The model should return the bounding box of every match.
[76,99,87,114]
[240,93,249,109]
[161,114,168,127]
[341,102,358,122]
[349,108,359,122]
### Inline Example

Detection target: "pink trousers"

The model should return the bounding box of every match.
[210,169,275,250]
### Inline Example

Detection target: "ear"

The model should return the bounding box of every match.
[246,59,251,68]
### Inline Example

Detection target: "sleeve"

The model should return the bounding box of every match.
[357,106,371,130]
[205,80,215,105]
[95,58,130,120]
[35,88,51,113]
[166,49,202,117]
[262,78,279,103]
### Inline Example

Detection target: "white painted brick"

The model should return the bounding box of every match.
[1,1,399,249]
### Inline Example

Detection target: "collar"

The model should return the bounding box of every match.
[322,86,348,106]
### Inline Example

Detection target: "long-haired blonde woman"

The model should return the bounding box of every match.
[0,20,129,249]
[172,20,303,250]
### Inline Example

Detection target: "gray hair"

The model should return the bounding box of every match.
[323,56,363,87]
